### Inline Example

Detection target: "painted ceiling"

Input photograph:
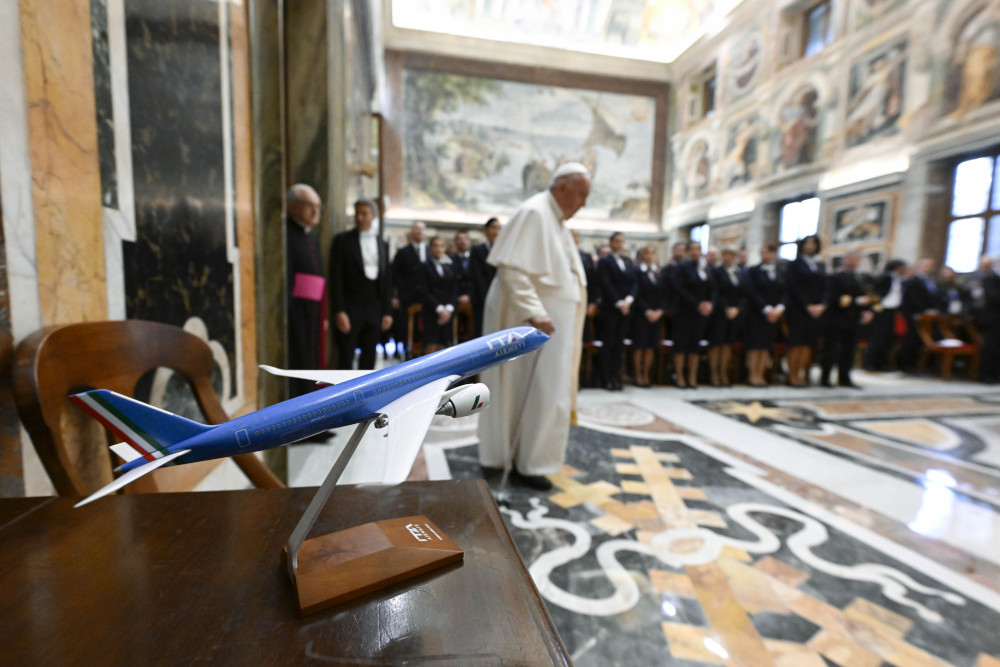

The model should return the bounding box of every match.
[391,0,744,64]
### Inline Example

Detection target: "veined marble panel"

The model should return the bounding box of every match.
[121,0,241,410]
[19,0,107,325]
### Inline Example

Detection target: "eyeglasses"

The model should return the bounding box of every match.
[303,202,322,211]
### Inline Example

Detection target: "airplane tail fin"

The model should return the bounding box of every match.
[69,389,212,464]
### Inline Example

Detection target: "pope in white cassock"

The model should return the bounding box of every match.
[477,163,591,491]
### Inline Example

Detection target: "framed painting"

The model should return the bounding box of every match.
[383,51,669,227]
[824,191,898,249]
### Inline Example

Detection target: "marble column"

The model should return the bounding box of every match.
[250,0,289,479]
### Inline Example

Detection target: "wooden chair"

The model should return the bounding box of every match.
[12,320,283,498]
[456,301,476,342]
[915,313,982,381]
[406,304,423,358]
[580,312,602,387]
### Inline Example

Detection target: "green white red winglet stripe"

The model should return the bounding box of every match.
[70,392,168,462]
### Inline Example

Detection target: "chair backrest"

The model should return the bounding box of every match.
[13,320,282,497]
[941,314,982,345]
[914,313,941,346]
[406,304,423,357]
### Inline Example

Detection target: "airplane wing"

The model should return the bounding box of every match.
[259,365,375,386]
[345,375,460,485]
[74,449,192,508]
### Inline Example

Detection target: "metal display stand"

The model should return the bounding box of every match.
[282,416,463,615]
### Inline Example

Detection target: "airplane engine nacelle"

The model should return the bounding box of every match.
[436,383,491,418]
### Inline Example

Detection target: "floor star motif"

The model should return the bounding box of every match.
[712,400,805,425]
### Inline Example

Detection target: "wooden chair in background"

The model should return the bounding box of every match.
[580,312,602,388]
[915,313,982,381]
[406,304,423,358]
[13,320,283,498]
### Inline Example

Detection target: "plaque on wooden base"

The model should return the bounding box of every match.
[284,515,463,615]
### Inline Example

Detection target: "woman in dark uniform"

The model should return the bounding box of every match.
[707,247,745,386]
[420,236,458,353]
[631,245,665,387]
[743,243,785,386]
[784,234,827,387]
[670,241,716,388]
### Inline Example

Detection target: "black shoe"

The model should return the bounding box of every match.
[481,465,503,481]
[838,381,862,389]
[510,470,553,491]
[820,379,833,388]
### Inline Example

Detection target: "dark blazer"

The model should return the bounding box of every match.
[671,260,716,313]
[329,228,391,318]
[785,257,827,310]
[657,262,680,312]
[902,275,937,316]
[392,244,426,307]
[597,255,637,312]
[826,270,866,330]
[872,273,893,300]
[937,283,970,316]
[420,259,458,314]
[450,251,475,298]
[469,242,496,304]
[981,273,1000,330]
[744,264,784,312]
[634,265,665,313]
[580,250,599,305]
[712,265,745,310]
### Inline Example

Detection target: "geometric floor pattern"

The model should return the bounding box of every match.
[443,421,1000,666]
[696,393,1000,510]
[268,371,1000,666]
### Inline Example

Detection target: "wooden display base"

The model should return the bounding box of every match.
[283,515,463,615]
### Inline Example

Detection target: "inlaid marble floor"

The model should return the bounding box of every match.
[210,372,1000,665]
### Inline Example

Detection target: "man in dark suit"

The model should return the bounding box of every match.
[979,261,1000,383]
[469,217,500,337]
[863,259,907,371]
[656,241,688,332]
[597,232,637,390]
[285,184,326,397]
[329,200,393,370]
[821,252,873,388]
[450,229,474,340]
[898,257,938,371]
[390,221,427,355]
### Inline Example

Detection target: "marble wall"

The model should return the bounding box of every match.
[0,0,260,495]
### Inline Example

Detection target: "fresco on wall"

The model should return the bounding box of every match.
[402,70,656,220]
[771,83,823,172]
[846,39,907,148]
[679,137,712,202]
[726,31,763,102]
[939,1,1000,119]
[720,113,761,187]
[850,0,908,31]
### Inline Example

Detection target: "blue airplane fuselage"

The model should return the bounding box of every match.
[118,326,546,472]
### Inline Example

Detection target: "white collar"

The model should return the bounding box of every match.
[291,218,313,234]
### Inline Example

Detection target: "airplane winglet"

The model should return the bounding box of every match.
[74,449,191,508]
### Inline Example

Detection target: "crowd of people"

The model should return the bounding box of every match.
[582,236,1000,389]
[286,183,1000,399]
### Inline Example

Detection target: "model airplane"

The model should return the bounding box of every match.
[70,326,548,507]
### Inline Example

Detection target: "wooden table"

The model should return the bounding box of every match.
[0,481,570,666]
